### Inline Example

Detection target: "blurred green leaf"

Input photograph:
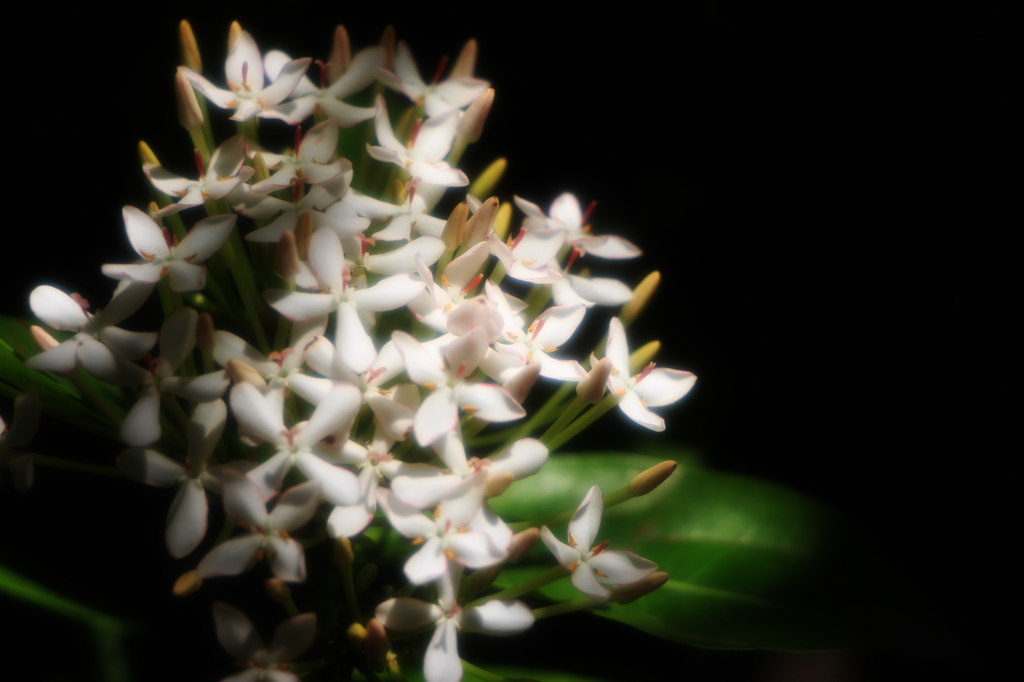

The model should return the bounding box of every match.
[490,453,946,653]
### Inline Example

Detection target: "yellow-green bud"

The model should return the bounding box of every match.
[346,622,367,650]
[147,201,162,219]
[327,25,352,84]
[175,71,204,131]
[629,340,660,374]
[138,140,160,167]
[628,460,677,497]
[465,196,498,247]
[179,20,202,73]
[30,326,60,352]
[577,357,612,404]
[468,157,507,199]
[227,21,243,51]
[335,537,355,569]
[493,201,513,240]
[621,271,660,325]
[264,577,292,604]
[172,570,202,597]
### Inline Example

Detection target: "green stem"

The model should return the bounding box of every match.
[216,229,270,354]
[189,128,210,168]
[196,94,215,151]
[460,659,510,682]
[545,393,618,453]
[464,565,568,608]
[461,416,488,441]
[488,261,506,286]
[490,383,574,451]
[68,371,123,428]
[340,563,361,625]
[532,596,599,620]
[31,453,122,478]
[522,284,552,325]
[386,655,408,682]
[539,397,586,446]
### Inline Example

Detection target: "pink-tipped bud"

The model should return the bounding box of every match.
[275,231,302,281]
[628,461,678,497]
[294,211,314,262]
[327,25,352,84]
[172,570,202,597]
[485,471,516,498]
[504,361,542,404]
[451,38,478,78]
[227,21,243,51]
[441,202,468,252]
[577,357,613,404]
[138,140,160,167]
[175,71,204,131]
[265,577,292,604]
[508,527,540,563]
[612,571,670,605]
[227,359,267,390]
[355,562,378,594]
[379,25,395,71]
[179,20,202,73]
[365,618,391,672]
[465,196,499,247]
[457,88,494,144]
[335,537,355,569]
[196,313,216,354]
[30,326,60,352]
[621,271,661,325]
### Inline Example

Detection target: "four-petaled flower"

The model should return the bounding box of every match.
[213,602,316,682]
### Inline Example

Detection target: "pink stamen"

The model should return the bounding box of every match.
[430,55,449,87]
[581,200,597,225]
[636,362,656,384]
[531,316,547,341]
[510,229,526,250]
[268,348,293,368]
[315,59,328,90]
[409,119,423,148]
[366,367,386,383]
[361,235,376,257]
[241,61,249,87]
[194,149,205,179]
[461,274,483,296]
[70,293,90,312]
[590,540,609,556]
[280,429,296,447]
[162,227,173,250]
[565,246,581,271]
[454,362,467,381]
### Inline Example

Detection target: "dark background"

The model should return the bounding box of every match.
[1,2,1018,680]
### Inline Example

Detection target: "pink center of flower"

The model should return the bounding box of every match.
[366,366,386,384]
[268,348,293,368]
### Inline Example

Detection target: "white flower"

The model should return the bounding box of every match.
[117,399,226,557]
[366,96,468,187]
[377,41,490,117]
[0,388,40,492]
[213,316,326,401]
[249,119,350,193]
[515,193,641,259]
[540,485,658,602]
[213,602,316,682]
[261,47,382,126]
[605,317,697,431]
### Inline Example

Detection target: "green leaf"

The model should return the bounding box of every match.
[490,452,946,653]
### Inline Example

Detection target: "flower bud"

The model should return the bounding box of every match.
[264,577,292,604]
[365,618,390,672]
[392,178,408,204]
[508,527,540,563]
[196,313,216,354]
[275,231,302,281]
[327,25,352,83]
[628,461,677,497]
[465,196,498,247]
[147,201,162,219]
[227,359,267,390]
[175,71,204,132]
[172,570,202,597]
[461,563,503,600]
[138,140,160,167]
[612,571,669,605]
[577,357,613,404]
[468,158,507,200]
[493,201,513,241]
[227,21,243,51]
[629,340,660,374]
[335,537,355,569]
[441,202,468,252]
[294,211,314,262]
[503,361,542,404]
[355,562,378,594]
[251,152,270,183]
[485,471,516,498]
[457,88,494,144]
[179,20,202,73]
[346,621,367,651]
[379,25,395,71]
[621,271,660,325]
[451,38,478,78]
[30,326,60,352]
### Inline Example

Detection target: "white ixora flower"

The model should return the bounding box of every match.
[249,119,350,193]
[605,317,697,432]
[515,193,641,260]
[144,135,254,217]
[213,602,316,682]
[377,40,490,117]
[366,96,468,187]
[0,388,40,493]
[541,485,659,602]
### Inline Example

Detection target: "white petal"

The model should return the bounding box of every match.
[536,355,588,382]
[588,550,659,585]
[605,317,630,377]
[96,326,158,361]
[376,597,443,631]
[335,302,378,375]
[414,386,458,446]
[158,307,197,371]
[348,273,425,312]
[163,370,230,403]
[28,286,88,331]
[116,448,185,487]
[265,290,338,322]
[24,338,80,374]
[212,601,263,660]
[443,328,488,377]
[267,535,307,582]
[447,530,505,568]
[268,480,322,532]
[95,281,155,328]
[539,525,580,570]
[176,214,236,263]
[166,261,207,292]
[230,383,286,444]
[423,619,461,682]
[221,469,269,526]
[122,206,170,260]
[186,399,227,469]
[260,59,313,108]
[121,385,162,446]
[549,193,582,228]
[568,486,603,551]
[294,452,359,506]
[213,331,275,376]
[455,383,524,423]
[391,471,461,510]
[487,438,548,480]
[635,368,697,407]
[266,613,317,663]
[569,274,634,306]
[437,473,486,527]
[392,331,446,386]
[364,236,445,275]
[308,227,346,291]
[226,31,265,91]
[531,305,585,348]
[579,234,642,259]
[410,110,459,162]
[326,499,375,538]
[376,488,436,539]
[571,562,611,602]
[166,479,208,558]
[296,383,362,448]
[618,390,665,432]
[405,536,448,585]
[197,534,263,578]
[461,600,534,636]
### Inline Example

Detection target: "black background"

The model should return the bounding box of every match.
[0,2,1018,681]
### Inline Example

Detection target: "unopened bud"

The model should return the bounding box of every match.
[30,326,60,352]
[138,140,160,167]
[451,38,478,78]
[346,621,367,650]
[227,359,267,390]
[485,471,516,498]
[387,653,402,679]
[251,152,270,183]
[172,570,202,597]
[628,461,677,497]
[468,157,507,199]
[465,196,498,247]
[457,88,494,144]
[196,313,216,353]
[379,25,395,71]
[621,271,660,325]
[175,72,204,131]
[612,571,669,604]
[327,25,352,83]
[392,178,407,204]
[227,21,243,51]
[629,340,660,375]
[147,201,161,218]
[493,201,513,241]
[294,211,314,262]
[503,361,542,404]
[265,577,292,604]
[179,20,202,72]
[335,537,355,569]
[508,527,540,563]
[461,563,503,600]
[577,357,613,404]
[355,562,378,594]
[275,231,302,281]
[365,618,390,672]
[441,202,468,251]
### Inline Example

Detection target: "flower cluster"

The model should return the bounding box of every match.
[4,21,696,682]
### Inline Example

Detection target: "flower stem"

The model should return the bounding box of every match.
[31,453,122,478]
[460,659,510,682]
[189,128,211,168]
[464,565,568,608]
[539,397,586,446]
[214,227,270,354]
[68,370,123,428]
[532,596,599,620]
[545,393,618,453]
[339,562,362,625]
[487,382,574,451]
